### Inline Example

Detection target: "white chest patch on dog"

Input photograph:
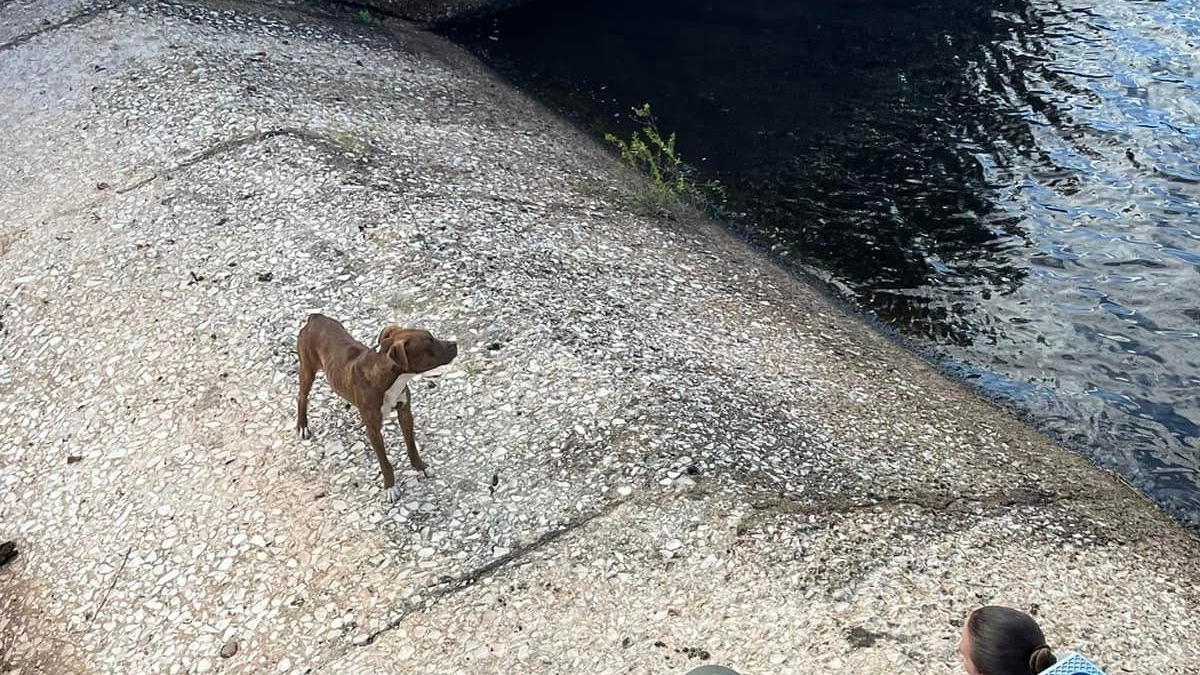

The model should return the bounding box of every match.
[381,373,416,415]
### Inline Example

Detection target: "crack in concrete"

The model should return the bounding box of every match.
[0,1,123,53]
[115,127,375,194]
[748,486,1118,519]
[112,125,605,217]
[355,495,629,648]
[86,546,131,628]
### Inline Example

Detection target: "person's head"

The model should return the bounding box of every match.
[959,606,1056,675]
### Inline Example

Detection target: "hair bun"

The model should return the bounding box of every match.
[1028,645,1056,674]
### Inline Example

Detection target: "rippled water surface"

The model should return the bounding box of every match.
[446,0,1200,528]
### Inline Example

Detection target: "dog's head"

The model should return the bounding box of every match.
[376,324,458,373]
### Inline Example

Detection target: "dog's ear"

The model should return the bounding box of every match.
[387,339,410,371]
[376,324,398,352]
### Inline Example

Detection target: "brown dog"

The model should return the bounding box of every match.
[296,313,457,501]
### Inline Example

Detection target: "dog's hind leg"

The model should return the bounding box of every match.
[296,347,316,440]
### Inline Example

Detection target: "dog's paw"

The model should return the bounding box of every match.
[383,484,404,503]
[297,426,312,441]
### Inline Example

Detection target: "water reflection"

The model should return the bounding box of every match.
[446,0,1200,528]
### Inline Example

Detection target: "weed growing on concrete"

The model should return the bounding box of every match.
[604,104,724,215]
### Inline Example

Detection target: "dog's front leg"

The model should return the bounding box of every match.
[361,408,400,502]
[396,400,429,476]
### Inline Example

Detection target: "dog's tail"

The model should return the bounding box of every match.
[297,313,323,349]
[301,313,328,330]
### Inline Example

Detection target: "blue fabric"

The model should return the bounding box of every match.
[1040,652,1108,675]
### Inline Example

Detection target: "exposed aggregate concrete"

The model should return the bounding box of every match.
[1,1,1197,674]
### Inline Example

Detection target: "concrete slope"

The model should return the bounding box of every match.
[0,1,1196,674]
[332,0,516,24]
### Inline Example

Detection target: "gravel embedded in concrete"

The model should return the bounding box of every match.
[1,1,1198,674]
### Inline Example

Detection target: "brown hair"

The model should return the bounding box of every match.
[967,606,1057,675]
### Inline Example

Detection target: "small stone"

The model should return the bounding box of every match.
[617,486,633,497]
[220,639,238,658]
[418,547,435,558]
[277,658,291,672]
[352,633,370,646]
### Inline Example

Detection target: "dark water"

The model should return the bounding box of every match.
[444,0,1200,529]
